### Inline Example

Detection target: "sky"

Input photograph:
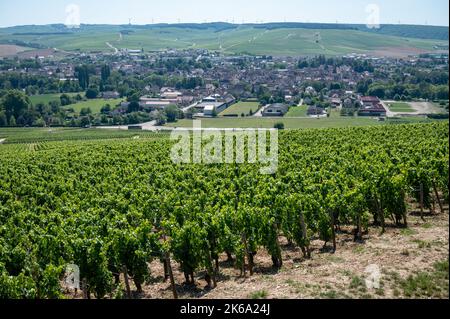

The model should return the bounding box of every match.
[0,0,448,27]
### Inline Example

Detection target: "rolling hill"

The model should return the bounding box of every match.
[0,23,447,57]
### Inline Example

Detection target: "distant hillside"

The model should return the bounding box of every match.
[355,24,449,41]
[0,22,448,57]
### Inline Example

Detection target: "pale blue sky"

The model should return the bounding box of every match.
[0,0,448,27]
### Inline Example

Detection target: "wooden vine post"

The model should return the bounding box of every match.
[162,230,178,299]
[419,183,425,221]
[122,265,132,299]
[432,181,444,214]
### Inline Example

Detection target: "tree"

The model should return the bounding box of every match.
[101,104,112,114]
[435,86,449,100]
[101,65,111,83]
[165,105,179,123]
[298,60,309,69]
[80,116,91,127]
[75,65,91,90]
[1,90,31,121]
[127,102,140,113]
[49,101,61,114]
[155,111,167,125]
[0,112,6,127]
[9,115,16,127]
[86,87,99,99]
[35,103,48,116]
[60,94,72,106]
[368,85,386,99]
[274,122,285,130]
[33,118,46,127]
[80,108,92,116]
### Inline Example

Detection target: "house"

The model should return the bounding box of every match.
[330,97,341,108]
[307,106,327,116]
[305,86,317,96]
[140,100,172,111]
[262,103,289,117]
[101,91,120,99]
[161,90,183,100]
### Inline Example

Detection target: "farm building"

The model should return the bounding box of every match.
[193,94,235,117]
[101,91,120,99]
[358,96,387,117]
[194,101,227,116]
[203,105,218,117]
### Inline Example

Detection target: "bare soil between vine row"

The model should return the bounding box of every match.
[69,205,449,299]
[141,207,449,299]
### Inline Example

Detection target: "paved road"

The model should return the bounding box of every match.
[182,102,199,113]
[253,104,270,117]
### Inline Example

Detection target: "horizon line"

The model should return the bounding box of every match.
[1,21,449,29]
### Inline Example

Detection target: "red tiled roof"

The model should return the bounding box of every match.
[361,96,380,102]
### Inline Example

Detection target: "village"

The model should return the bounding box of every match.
[0,46,448,129]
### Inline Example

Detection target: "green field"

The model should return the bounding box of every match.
[285,105,308,117]
[0,24,447,56]
[28,94,121,113]
[168,117,382,129]
[64,99,124,113]
[29,93,84,105]
[387,102,415,113]
[168,117,445,129]
[220,101,261,116]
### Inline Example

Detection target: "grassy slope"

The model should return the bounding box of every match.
[0,26,447,56]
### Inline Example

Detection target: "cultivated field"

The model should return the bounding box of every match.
[0,24,447,56]
[0,44,30,57]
